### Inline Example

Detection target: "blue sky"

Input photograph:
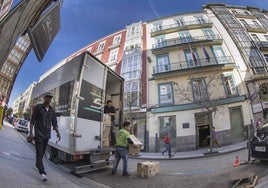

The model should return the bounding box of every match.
[9,0,268,106]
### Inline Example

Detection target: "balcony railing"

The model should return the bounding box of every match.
[256,41,268,49]
[152,34,222,52]
[151,19,212,36]
[244,24,266,33]
[233,12,255,19]
[153,56,234,75]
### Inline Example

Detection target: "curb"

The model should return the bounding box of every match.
[130,146,246,160]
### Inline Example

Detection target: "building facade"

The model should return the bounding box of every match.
[146,10,253,152]
[0,0,13,21]
[12,82,36,116]
[12,4,268,152]
[0,35,31,105]
[204,4,268,126]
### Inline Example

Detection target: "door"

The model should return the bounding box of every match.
[159,116,176,150]
[229,107,245,143]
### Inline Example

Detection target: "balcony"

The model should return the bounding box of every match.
[93,49,104,56]
[244,24,267,33]
[152,56,235,79]
[233,12,255,19]
[151,20,213,37]
[108,43,120,50]
[151,34,222,54]
[256,41,268,50]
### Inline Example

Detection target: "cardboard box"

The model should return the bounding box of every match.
[103,136,109,147]
[137,161,159,178]
[128,135,142,156]
[103,114,111,125]
[103,126,110,138]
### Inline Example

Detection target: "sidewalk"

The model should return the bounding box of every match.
[132,141,247,160]
[0,121,108,188]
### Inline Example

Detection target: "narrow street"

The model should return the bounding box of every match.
[4,121,267,188]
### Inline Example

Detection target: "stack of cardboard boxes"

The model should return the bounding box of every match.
[103,114,111,147]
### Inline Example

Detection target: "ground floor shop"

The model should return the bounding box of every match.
[146,101,252,152]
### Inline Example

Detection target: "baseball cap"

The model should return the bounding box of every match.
[44,92,53,98]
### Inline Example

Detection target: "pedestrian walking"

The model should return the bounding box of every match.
[256,118,263,128]
[212,127,221,148]
[29,92,61,182]
[111,121,137,177]
[162,133,171,158]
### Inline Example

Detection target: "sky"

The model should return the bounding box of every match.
[8,0,268,106]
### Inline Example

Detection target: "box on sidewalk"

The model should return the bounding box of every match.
[128,135,142,156]
[137,161,159,178]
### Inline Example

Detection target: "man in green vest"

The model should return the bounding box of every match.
[111,121,137,177]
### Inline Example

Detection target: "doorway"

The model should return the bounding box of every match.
[229,106,244,143]
[159,116,176,150]
[195,112,210,149]
[198,125,210,148]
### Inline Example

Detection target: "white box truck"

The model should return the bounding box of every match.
[30,51,124,174]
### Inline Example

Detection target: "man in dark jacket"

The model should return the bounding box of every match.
[29,92,61,181]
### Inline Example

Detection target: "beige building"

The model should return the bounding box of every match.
[146,10,253,152]
[12,82,36,116]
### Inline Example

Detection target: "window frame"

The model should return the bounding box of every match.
[158,82,174,106]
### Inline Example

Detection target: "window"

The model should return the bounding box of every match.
[179,31,192,43]
[123,81,140,108]
[155,36,166,48]
[195,15,206,24]
[97,41,105,52]
[158,82,173,105]
[156,54,170,73]
[240,19,249,28]
[222,74,238,97]
[121,54,141,80]
[86,47,92,52]
[108,48,118,62]
[253,20,262,29]
[202,28,215,40]
[251,34,260,43]
[264,54,268,63]
[191,78,208,101]
[1,61,16,78]
[259,83,268,101]
[153,22,162,32]
[184,49,199,67]
[113,35,121,45]
[264,35,268,41]
[174,17,184,26]
[212,46,226,64]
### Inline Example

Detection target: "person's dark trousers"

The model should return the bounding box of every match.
[35,136,49,174]
[162,143,171,158]
[110,121,116,146]
[112,146,129,175]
